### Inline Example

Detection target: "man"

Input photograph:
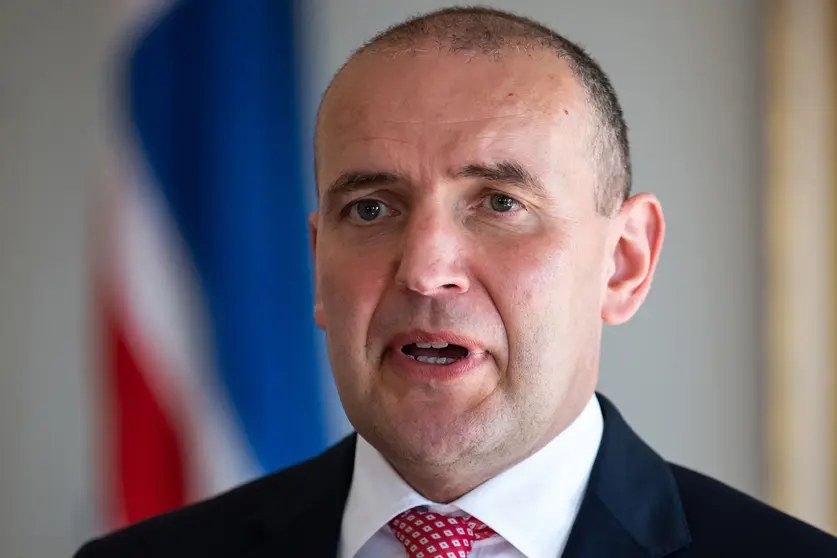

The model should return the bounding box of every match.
[76,6,837,558]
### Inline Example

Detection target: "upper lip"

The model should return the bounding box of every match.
[390,329,484,353]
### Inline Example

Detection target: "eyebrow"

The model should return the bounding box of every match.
[458,160,547,199]
[321,160,545,206]
[323,171,402,204]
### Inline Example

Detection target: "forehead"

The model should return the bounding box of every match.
[316,49,589,191]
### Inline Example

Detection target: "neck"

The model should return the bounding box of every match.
[391,457,514,504]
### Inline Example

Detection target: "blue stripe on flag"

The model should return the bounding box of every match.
[128,0,327,473]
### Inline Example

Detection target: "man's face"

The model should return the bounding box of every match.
[312,49,615,469]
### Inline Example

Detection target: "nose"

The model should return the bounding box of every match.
[394,210,470,297]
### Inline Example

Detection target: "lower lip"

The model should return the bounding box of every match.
[386,348,489,382]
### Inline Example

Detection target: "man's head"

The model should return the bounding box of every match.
[310,6,664,500]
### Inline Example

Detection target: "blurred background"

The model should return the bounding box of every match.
[0,1,834,557]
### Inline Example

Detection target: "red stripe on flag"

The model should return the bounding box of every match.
[104,300,187,526]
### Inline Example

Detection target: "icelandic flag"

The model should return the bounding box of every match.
[98,0,346,529]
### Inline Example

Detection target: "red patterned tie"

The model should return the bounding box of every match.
[388,508,497,558]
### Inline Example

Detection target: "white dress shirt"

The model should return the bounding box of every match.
[339,395,604,558]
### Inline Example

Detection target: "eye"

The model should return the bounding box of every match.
[347,199,393,223]
[483,193,521,213]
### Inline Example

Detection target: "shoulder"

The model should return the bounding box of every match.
[74,472,275,557]
[670,464,837,555]
[74,435,356,558]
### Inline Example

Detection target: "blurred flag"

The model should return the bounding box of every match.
[98,0,341,529]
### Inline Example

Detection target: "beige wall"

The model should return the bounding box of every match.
[766,0,837,533]
[0,1,766,557]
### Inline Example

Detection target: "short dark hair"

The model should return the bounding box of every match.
[317,6,631,215]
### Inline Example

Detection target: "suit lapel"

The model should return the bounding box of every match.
[562,394,691,558]
[242,434,357,558]
[562,494,654,557]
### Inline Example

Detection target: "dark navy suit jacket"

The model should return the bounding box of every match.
[75,395,837,557]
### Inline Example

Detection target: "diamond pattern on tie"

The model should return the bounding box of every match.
[389,508,497,558]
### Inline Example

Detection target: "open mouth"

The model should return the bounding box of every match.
[400,342,470,365]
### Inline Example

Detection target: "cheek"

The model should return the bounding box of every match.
[494,236,570,306]
[483,233,587,365]
[498,224,604,303]
[480,237,565,354]
[317,242,391,330]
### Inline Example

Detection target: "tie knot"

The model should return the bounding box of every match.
[388,508,497,558]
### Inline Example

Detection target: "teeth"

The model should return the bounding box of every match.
[413,342,450,349]
[415,356,456,365]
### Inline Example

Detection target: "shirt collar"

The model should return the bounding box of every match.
[340,435,431,558]
[340,394,603,558]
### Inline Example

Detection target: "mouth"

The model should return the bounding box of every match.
[389,330,484,365]
[400,342,470,365]
[386,331,488,381]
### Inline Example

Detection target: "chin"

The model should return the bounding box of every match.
[346,386,508,466]
[378,409,496,468]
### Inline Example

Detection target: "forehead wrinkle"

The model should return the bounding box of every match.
[342,135,417,146]
[375,112,532,126]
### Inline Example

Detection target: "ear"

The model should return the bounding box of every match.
[601,193,665,325]
[310,211,326,331]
